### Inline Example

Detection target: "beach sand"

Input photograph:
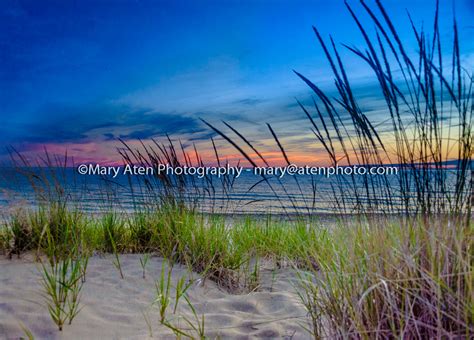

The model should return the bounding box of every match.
[0,254,310,339]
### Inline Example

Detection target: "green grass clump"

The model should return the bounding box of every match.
[0,228,7,255]
[25,204,90,331]
[230,217,324,270]
[139,253,150,279]
[177,217,243,288]
[40,255,85,331]
[0,204,86,261]
[154,260,173,324]
[296,218,473,338]
[5,210,33,258]
[129,211,154,252]
[100,212,126,253]
[152,260,205,338]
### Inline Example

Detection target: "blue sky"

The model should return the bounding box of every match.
[1,0,473,164]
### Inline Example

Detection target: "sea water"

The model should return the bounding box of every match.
[0,167,470,215]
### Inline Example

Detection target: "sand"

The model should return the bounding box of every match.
[0,254,310,339]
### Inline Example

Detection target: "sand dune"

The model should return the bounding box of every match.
[0,254,310,339]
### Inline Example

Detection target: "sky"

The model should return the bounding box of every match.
[1,0,473,166]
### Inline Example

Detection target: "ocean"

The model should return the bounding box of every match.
[0,167,470,215]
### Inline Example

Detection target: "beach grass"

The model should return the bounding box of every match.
[1,207,472,337]
[297,217,473,338]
